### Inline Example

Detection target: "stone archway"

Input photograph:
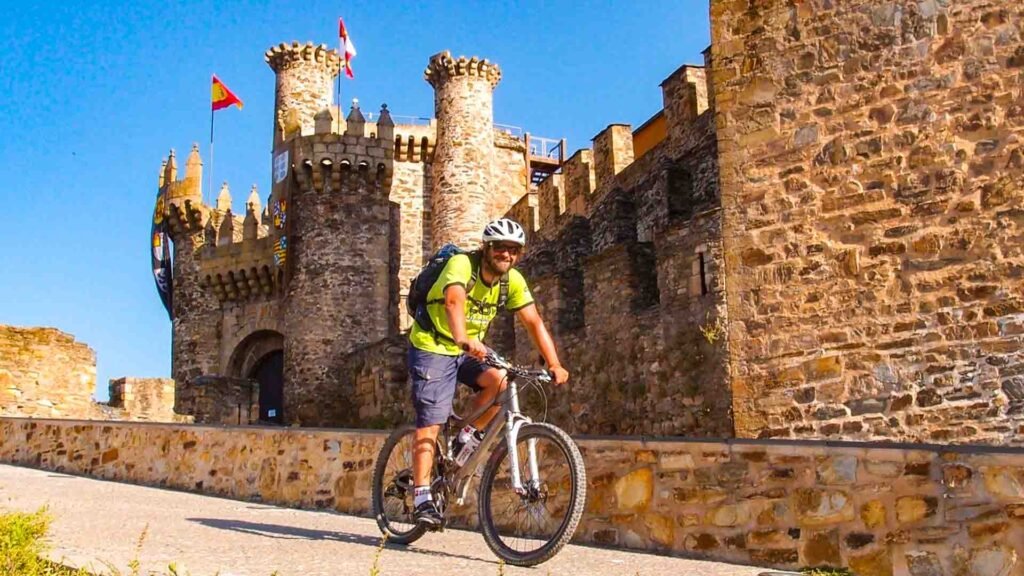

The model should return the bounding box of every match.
[227,330,285,424]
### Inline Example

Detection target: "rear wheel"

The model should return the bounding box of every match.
[477,423,586,566]
[371,425,429,544]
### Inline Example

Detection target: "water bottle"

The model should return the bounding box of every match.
[454,425,483,466]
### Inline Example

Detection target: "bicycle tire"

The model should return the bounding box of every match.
[477,422,586,566]
[371,425,428,544]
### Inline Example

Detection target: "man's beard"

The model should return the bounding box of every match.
[483,252,513,277]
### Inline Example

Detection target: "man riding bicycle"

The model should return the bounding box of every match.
[407,218,569,528]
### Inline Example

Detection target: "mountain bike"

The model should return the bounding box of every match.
[370,347,587,566]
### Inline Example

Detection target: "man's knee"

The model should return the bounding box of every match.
[477,368,507,390]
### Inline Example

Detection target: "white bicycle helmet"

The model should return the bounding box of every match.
[482,218,526,246]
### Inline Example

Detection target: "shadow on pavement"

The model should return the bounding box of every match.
[186,517,497,565]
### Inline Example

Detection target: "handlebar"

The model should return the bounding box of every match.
[461,343,552,384]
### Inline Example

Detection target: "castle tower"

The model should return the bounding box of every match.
[425,51,502,249]
[159,146,222,415]
[265,42,341,143]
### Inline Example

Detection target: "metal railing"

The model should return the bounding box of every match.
[529,136,564,160]
[363,112,433,126]
[494,123,524,137]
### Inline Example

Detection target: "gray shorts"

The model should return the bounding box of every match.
[408,347,489,427]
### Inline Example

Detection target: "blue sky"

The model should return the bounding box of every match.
[0,1,710,400]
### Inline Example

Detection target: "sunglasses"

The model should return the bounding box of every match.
[489,243,522,255]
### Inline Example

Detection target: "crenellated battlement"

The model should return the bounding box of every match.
[286,105,395,196]
[424,51,502,89]
[660,64,708,146]
[264,41,341,74]
[197,235,278,303]
[525,57,714,245]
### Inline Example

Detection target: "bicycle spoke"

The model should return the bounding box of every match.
[482,428,576,556]
[375,429,420,537]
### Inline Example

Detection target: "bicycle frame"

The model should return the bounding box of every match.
[447,372,538,506]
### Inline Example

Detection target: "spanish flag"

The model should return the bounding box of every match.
[212,75,243,111]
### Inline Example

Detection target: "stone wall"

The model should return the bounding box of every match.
[341,334,412,429]
[8,417,1024,575]
[178,376,258,426]
[0,326,96,418]
[490,69,729,437]
[491,133,529,223]
[710,0,1024,443]
[107,378,178,422]
[0,326,188,422]
[390,160,433,329]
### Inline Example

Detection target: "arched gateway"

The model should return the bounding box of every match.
[227,330,285,424]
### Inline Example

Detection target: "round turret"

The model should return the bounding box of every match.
[265,42,342,143]
[425,51,502,250]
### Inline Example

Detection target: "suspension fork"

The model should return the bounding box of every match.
[504,378,539,494]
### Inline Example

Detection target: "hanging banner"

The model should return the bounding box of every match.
[273,150,289,184]
[272,198,287,229]
[274,236,288,267]
[151,189,173,319]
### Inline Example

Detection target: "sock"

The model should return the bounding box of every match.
[414,485,432,507]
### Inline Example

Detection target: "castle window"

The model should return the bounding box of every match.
[667,166,695,219]
[699,251,708,296]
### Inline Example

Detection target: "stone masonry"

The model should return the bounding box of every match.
[426,51,504,250]
[711,0,1024,443]
[11,416,1024,575]
[1,326,96,418]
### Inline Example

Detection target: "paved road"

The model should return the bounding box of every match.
[2,464,768,576]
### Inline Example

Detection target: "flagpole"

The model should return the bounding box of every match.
[209,103,215,207]
[336,24,342,135]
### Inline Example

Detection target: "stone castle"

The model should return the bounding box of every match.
[148,0,1024,443]
[5,0,1022,447]
[5,3,1024,572]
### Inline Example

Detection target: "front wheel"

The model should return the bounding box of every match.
[477,423,586,566]
[371,425,427,544]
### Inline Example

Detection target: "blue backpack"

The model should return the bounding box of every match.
[407,243,509,334]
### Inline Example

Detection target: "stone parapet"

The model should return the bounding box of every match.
[536,173,565,238]
[562,149,595,217]
[661,65,707,145]
[264,41,341,73]
[423,51,502,89]
[592,124,634,193]
[505,191,537,236]
[8,418,1024,574]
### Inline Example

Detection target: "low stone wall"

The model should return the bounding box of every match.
[3,417,1023,574]
[1,326,96,418]
[108,378,179,422]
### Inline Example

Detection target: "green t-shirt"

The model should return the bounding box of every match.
[409,253,534,355]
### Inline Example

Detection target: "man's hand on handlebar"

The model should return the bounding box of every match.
[459,339,488,360]
[549,365,569,386]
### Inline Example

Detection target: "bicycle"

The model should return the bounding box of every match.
[370,347,587,566]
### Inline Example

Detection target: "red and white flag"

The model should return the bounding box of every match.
[339,17,356,79]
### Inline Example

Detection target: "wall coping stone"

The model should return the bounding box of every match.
[8,416,1024,457]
